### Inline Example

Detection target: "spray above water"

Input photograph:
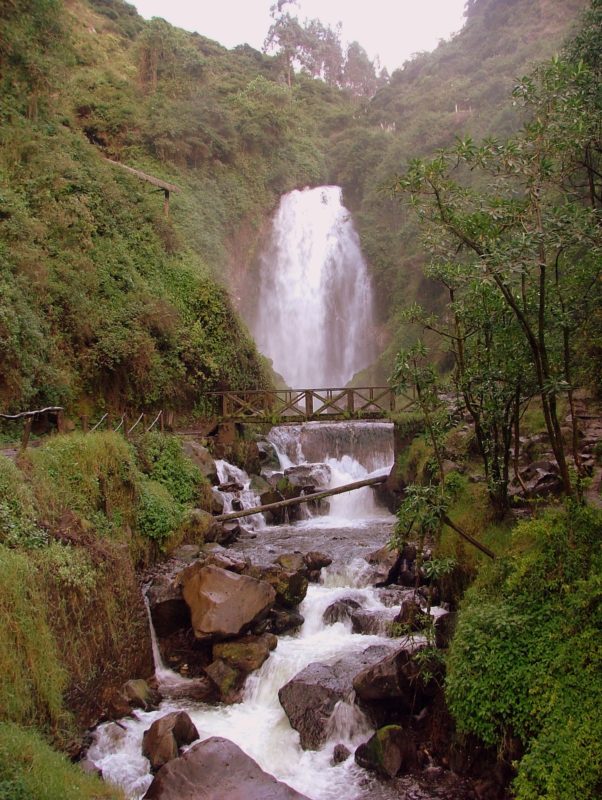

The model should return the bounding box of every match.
[251,186,377,388]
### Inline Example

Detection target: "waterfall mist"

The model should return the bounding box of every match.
[250,186,377,388]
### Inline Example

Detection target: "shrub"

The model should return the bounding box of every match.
[137,478,182,545]
[446,504,602,800]
[135,431,202,506]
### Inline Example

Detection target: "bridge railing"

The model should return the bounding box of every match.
[203,387,396,422]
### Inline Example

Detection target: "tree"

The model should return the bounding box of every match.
[392,51,602,499]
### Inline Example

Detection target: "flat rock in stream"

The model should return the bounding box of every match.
[278,645,392,750]
[143,736,309,800]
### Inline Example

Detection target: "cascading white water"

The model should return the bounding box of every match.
[250,186,377,388]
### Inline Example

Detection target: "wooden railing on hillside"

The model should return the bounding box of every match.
[204,387,396,423]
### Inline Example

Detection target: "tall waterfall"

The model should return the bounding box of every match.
[251,186,376,388]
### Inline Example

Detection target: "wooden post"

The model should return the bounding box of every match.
[123,415,129,440]
[57,409,65,434]
[347,390,355,414]
[82,415,89,433]
[160,411,164,432]
[305,391,313,419]
[163,189,170,218]
[21,418,32,451]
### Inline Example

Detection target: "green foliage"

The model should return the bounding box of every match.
[135,431,202,506]
[137,478,182,545]
[27,432,139,530]
[446,504,602,799]
[0,456,47,548]
[0,722,121,800]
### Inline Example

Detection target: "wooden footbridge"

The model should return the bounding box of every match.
[204,387,396,424]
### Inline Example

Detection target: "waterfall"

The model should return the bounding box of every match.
[250,186,377,388]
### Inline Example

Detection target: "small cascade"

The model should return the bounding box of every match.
[214,459,265,527]
[143,595,182,689]
[248,186,377,388]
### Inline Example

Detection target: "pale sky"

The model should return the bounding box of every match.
[131,0,468,73]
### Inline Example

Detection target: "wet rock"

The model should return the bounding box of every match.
[142,711,199,771]
[160,676,215,704]
[181,440,218,485]
[122,679,159,711]
[323,597,361,625]
[376,587,415,608]
[434,610,457,649]
[303,551,332,571]
[276,553,307,573]
[394,598,430,632]
[350,609,395,636]
[171,545,201,563]
[268,607,305,633]
[143,736,309,799]
[332,744,351,764]
[219,481,244,493]
[354,725,418,778]
[250,474,271,495]
[511,460,563,499]
[212,634,277,674]
[204,659,243,704]
[204,550,247,573]
[365,545,402,586]
[268,607,305,634]
[284,463,331,489]
[247,564,308,609]
[147,577,189,639]
[218,522,242,545]
[208,490,225,515]
[278,646,392,750]
[180,565,276,640]
[180,509,225,545]
[257,440,280,469]
[352,646,439,713]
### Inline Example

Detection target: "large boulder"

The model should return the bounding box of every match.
[143,737,309,800]
[352,646,439,713]
[355,725,418,778]
[278,646,392,750]
[393,598,430,632]
[142,711,199,772]
[180,565,275,640]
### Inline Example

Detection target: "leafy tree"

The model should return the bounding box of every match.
[392,50,602,498]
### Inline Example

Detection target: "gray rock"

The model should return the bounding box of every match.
[278,646,392,750]
[143,736,309,799]
[323,597,361,625]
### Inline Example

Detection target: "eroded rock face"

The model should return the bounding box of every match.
[143,736,309,800]
[142,711,199,771]
[180,565,275,640]
[278,646,391,750]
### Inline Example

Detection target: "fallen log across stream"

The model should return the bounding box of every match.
[214,475,387,522]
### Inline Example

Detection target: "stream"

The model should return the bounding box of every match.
[88,422,409,800]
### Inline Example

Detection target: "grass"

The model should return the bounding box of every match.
[0,722,123,800]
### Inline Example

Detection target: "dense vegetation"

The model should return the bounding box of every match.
[0,428,213,797]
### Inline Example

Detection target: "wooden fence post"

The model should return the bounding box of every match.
[21,418,32,451]
[305,391,313,419]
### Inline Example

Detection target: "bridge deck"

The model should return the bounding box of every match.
[202,387,396,423]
